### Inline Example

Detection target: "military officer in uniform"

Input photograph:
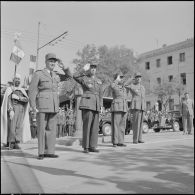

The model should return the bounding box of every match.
[181,91,194,135]
[110,71,128,147]
[125,72,146,144]
[73,62,103,153]
[28,53,71,159]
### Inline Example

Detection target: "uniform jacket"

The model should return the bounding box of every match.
[110,82,128,113]
[29,68,71,113]
[126,83,146,111]
[73,70,103,112]
[181,98,194,116]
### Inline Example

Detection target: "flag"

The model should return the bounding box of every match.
[28,55,37,84]
[10,33,25,64]
[29,55,36,74]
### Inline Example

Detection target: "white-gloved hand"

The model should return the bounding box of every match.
[57,59,66,70]
[83,63,90,71]
[12,94,20,100]
[9,110,15,120]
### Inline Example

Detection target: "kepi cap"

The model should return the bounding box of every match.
[89,61,98,67]
[184,91,189,95]
[12,73,21,81]
[134,72,142,78]
[45,53,59,61]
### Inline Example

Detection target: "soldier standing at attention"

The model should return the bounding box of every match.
[125,72,146,144]
[181,91,194,135]
[110,71,128,147]
[73,62,103,153]
[28,53,71,160]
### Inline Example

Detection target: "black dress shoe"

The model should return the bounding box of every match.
[37,154,44,160]
[89,148,99,152]
[83,148,89,153]
[14,143,21,149]
[133,142,138,144]
[44,154,59,158]
[138,140,144,143]
[8,142,15,150]
[113,144,117,147]
[117,143,127,147]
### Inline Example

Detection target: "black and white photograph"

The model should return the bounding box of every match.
[1,1,194,194]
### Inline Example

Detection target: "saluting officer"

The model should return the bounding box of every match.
[28,53,71,160]
[73,62,103,153]
[125,72,146,144]
[110,71,128,147]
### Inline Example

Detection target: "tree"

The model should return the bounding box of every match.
[152,81,175,112]
[72,44,99,72]
[172,76,186,108]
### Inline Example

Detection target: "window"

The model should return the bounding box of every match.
[168,75,173,82]
[167,56,172,65]
[157,77,161,84]
[180,73,186,85]
[169,99,174,110]
[145,62,150,70]
[179,52,185,62]
[156,59,161,68]
[146,101,151,111]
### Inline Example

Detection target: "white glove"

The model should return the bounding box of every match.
[30,107,39,113]
[57,59,66,70]
[9,110,15,120]
[83,63,90,71]
[12,94,20,100]
[100,107,104,114]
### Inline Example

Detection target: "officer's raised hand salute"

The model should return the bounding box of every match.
[28,53,71,160]
[110,71,128,147]
[73,61,103,153]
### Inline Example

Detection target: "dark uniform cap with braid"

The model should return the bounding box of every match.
[134,72,142,78]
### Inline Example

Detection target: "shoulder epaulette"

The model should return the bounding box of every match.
[35,70,42,73]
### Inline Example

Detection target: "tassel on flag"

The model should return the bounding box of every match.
[10,32,25,64]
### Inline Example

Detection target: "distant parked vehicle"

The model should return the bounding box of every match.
[151,110,183,133]
[99,112,112,136]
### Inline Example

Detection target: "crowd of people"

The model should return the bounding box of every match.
[1,52,194,160]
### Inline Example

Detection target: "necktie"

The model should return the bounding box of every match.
[50,71,52,78]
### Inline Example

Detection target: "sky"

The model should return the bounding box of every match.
[1,1,194,84]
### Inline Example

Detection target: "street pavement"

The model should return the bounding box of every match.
[1,130,194,194]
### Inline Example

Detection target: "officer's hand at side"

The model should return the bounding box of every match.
[31,107,39,113]
[9,110,15,120]
[12,94,19,100]
[83,63,90,71]
[100,107,104,114]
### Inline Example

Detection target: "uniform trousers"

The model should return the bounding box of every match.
[37,112,57,155]
[111,112,127,145]
[131,109,144,143]
[8,104,25,143]
[82,110,99,149]
[182,113,194,134]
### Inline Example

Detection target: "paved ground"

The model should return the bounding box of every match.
[1,130,194,194]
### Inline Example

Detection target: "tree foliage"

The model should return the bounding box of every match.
[151,77,186,111]
[72,44,150,92]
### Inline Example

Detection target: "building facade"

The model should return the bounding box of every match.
[137,38,194,111]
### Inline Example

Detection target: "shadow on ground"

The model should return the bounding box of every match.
[2,143,194,193]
